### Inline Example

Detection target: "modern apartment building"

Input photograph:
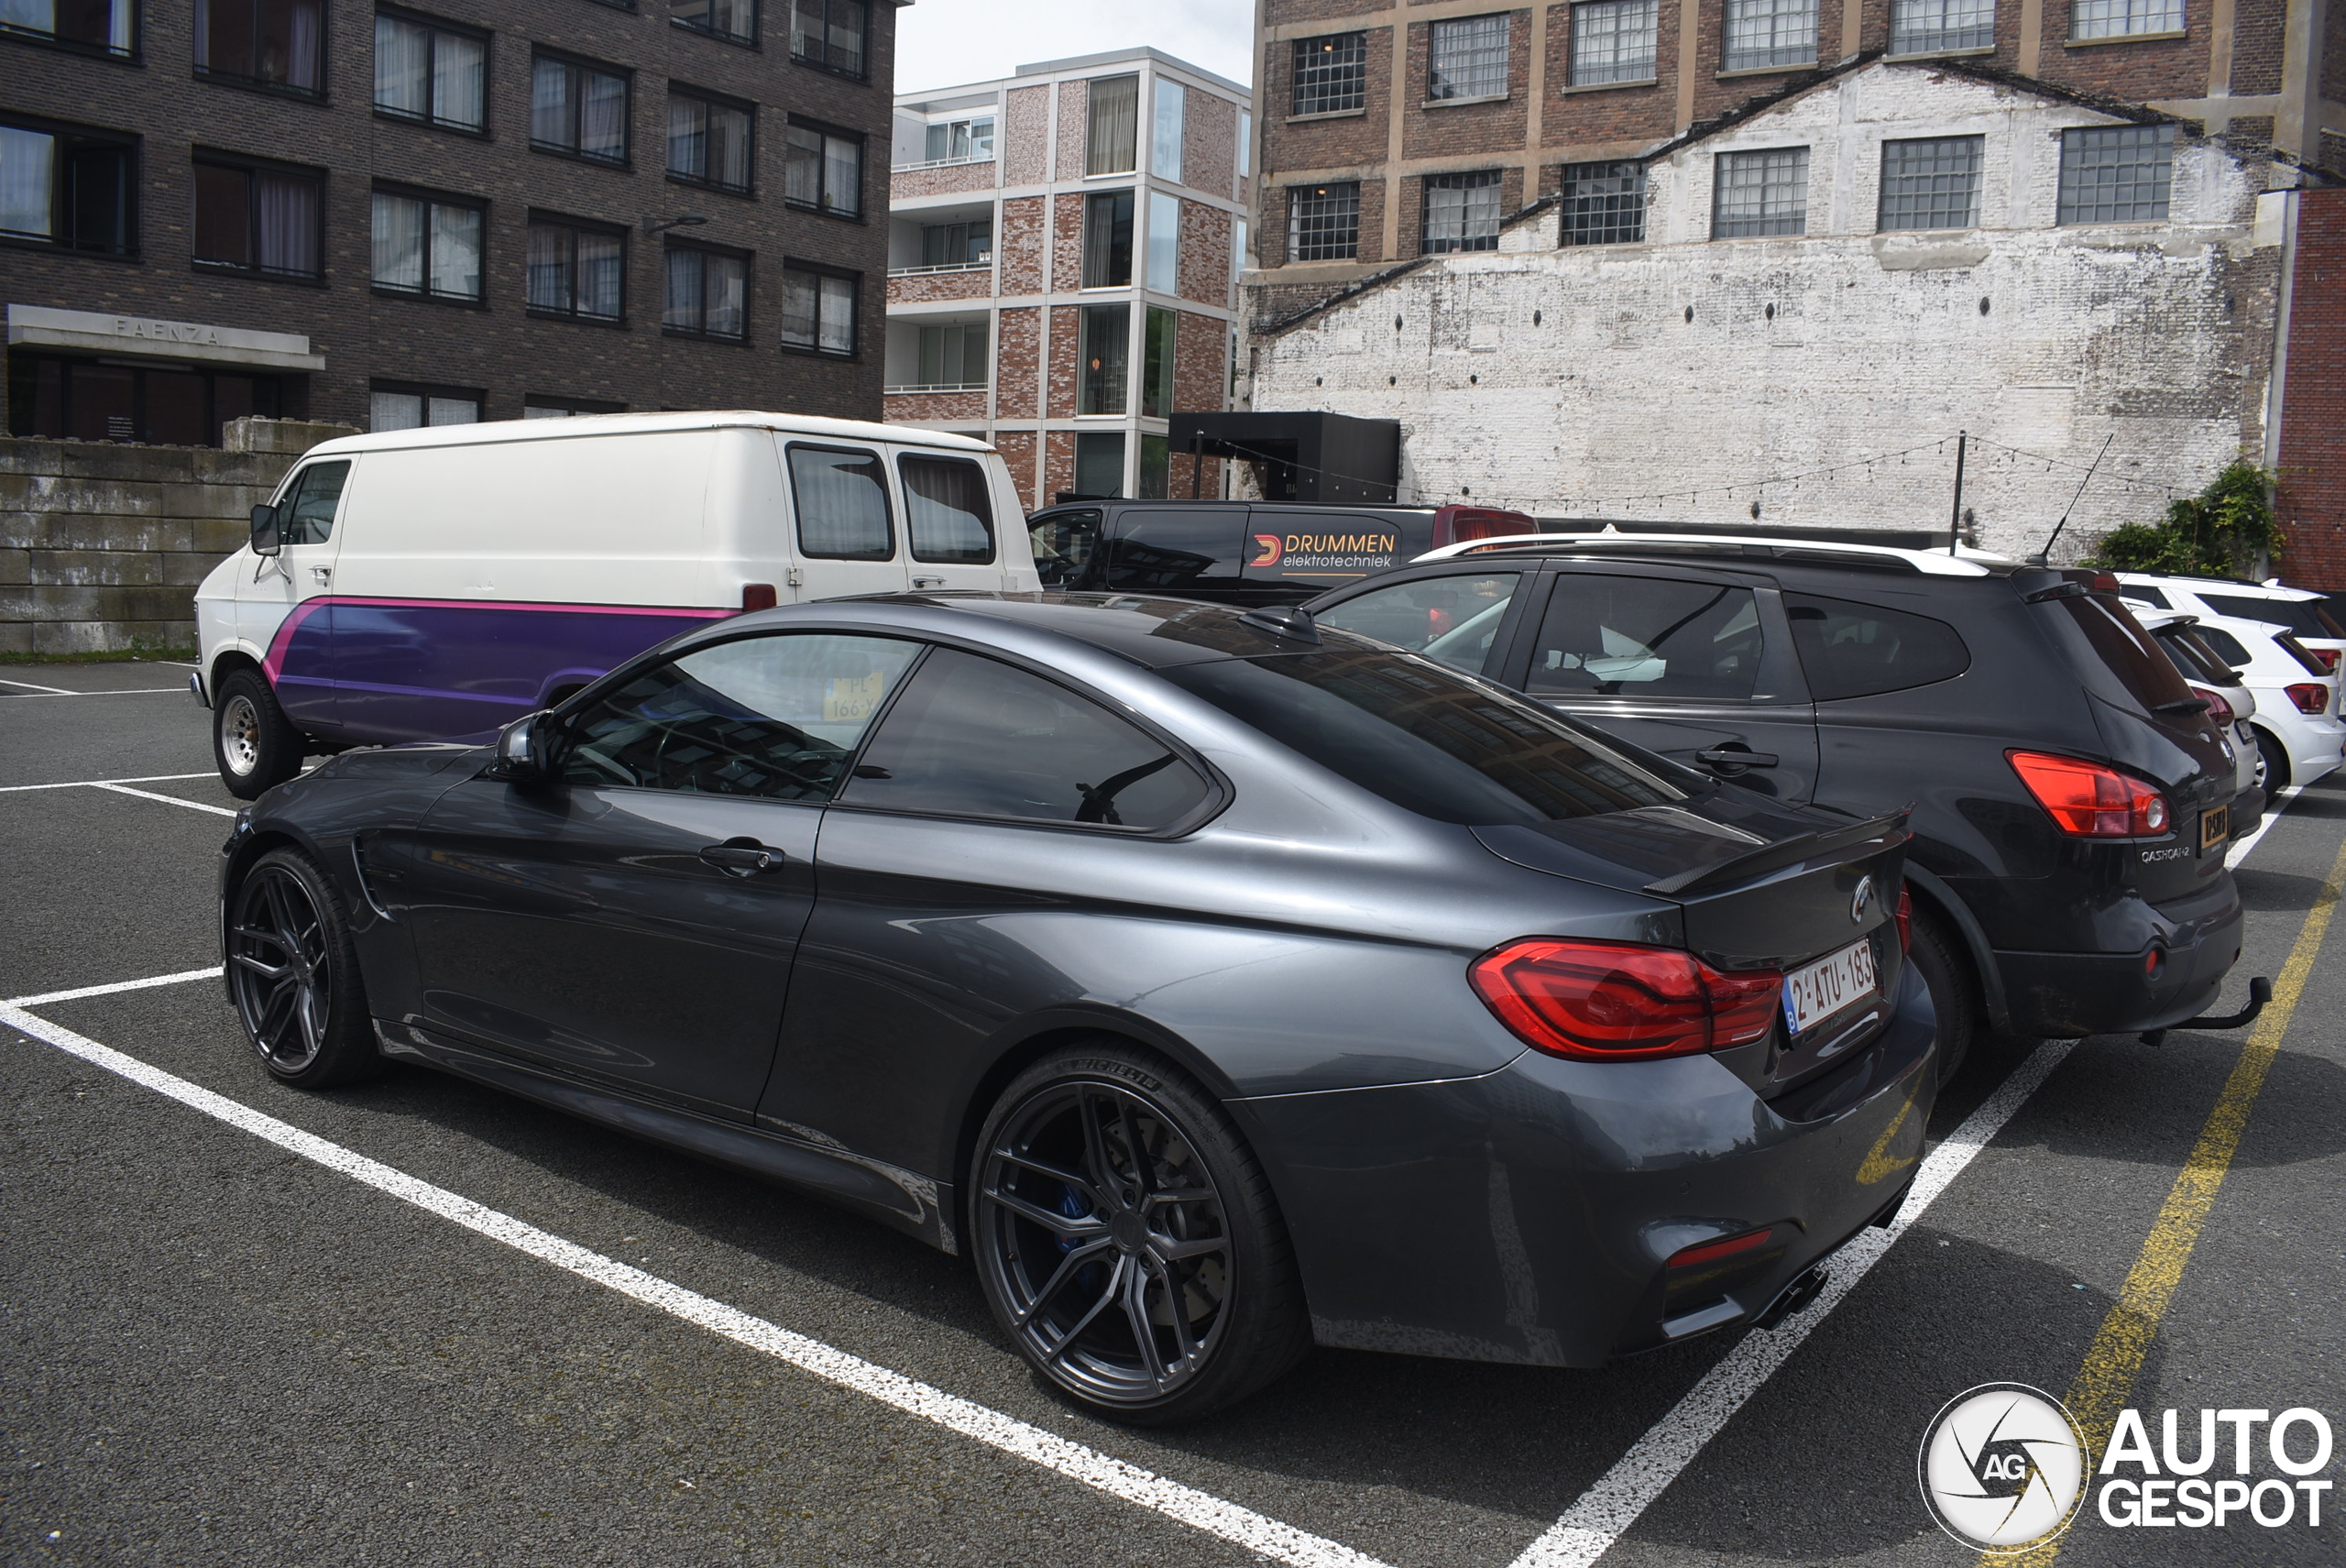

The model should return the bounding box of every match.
[2,0,896,441]
[883,49,1252,508]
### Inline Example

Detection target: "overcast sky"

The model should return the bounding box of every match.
[894,0,1255,95]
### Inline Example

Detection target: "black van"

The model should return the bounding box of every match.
[1026,500,1531,606]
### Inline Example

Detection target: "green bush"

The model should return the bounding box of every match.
[2084,461,2282,577]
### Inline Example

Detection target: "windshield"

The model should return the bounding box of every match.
[1162,646,1685,825]
[2198,593,2346,639]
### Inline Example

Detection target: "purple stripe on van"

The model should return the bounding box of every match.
[266,596,735,744]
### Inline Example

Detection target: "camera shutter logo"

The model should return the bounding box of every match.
[1918,1383,2089,1552]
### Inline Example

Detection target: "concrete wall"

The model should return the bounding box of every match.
[0,420,354,655]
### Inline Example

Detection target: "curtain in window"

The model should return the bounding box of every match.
[437,33,485,126]
[577,230,622,317]
[823,134,859,214]
[1087,75,1138,175]
[2,0,53,30]
[1080,303,1129,415]
[818,275,855,353]
[711,106,751,188]
[283,0,321,89]
[426,396,478,425]
[826,0,863,73]
[902,457,994,564]
[784,126,821,205]
[371,390,422,431]
[532,60,566,143]
[783,269,817,345]
[256,170,317,275]
[375,16,429,114]
[527,225,569,310]
[664,249,702,331]
[669,99,707,178]
[707,255,745,337]
[1152,80,1184,182]
[432,203,481,297]
[581,72,626,159]
[789,447,890,557]
[0,126,54,239]
[371,192,423,288]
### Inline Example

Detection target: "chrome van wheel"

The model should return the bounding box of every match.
[213,669,303,799]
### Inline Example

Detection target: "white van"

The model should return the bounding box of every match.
[194,411,1038,796]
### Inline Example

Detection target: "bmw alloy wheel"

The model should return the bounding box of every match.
[228,862,334,1072]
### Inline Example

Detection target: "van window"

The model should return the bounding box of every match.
[1529,575,1765,700]
[279,460,351,545]
[900,455,996,565]
[1783,593,1970,700]
[1030,510,1102,588]
[1102,508,1246,595]
[1314,574,1519,674]
[789,444,894,561]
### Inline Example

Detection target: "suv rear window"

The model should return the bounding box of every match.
[2198,594,2346,639]
[1163,646,1684,824]
[1784,593,1970,699]
[2040,593,2195,713]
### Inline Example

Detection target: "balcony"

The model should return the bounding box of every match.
[884,380,990,395]
[888,258,994,278]
[891,153,997,173]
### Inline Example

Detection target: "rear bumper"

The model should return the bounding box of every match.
[1991,879,2243,1038]
[1236,963,1937,1369]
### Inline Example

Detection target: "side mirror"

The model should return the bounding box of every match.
[250,502,282,556]
[492,710,558,783]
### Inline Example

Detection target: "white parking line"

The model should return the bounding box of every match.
[2228,783,2306,869]
[1,687,188,697]
[87,782,237,817]
[0,999,1392,1568]
[0,675,78,694]
[6,968,225,1010]
[1507,1040,2077,1568]
[0,773,217,794]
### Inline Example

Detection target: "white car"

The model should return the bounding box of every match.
[2112,573,2346,674]
[2119,582,2345,791]
[2137,609,2264,822]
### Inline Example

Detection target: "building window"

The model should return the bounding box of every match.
[789,0,864,76]
[526,214,625,320]
[1292,32,1367,115]
[1723,0,1816,70]
[1288,181,1359,261]
[370,382,479,430]
[374,12,485,131]
[1083,188,1134,287]
[525,397,625,417]
[194,0,323,92]
[671,0,752,43]
[532,53,629,164]
[668,90,752,192]
[1889,0,1995,53]
[1571,0,1657,84]
[1142,304,1176,419]
[1239,110,1251,174]
[1075,431,1124,497]
[2070,0,2182,37]
[370,188,482,300]
[0,120,137,254]
[192,155,323,278]
[1712,147,1808,236]
[1558,159,1645,245]
[1877,135,1982,230]
[1422,169,1502,253]
[2057,123,2173,223]
[925,115,993,163]
[784,121,861,216]
[0,0,134,56]
[6,355,281,445]
[1153,79,1185,182]
[1430,15,1509,101]
[1086,74,1139,176]
[1080,302,1128,415]
[1146,191,1179,291]
[920,217,991,266]
[663,245,748,339]
[915,322,987,387]
[782,263,857,355]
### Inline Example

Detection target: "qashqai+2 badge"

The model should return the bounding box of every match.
[1918,1383,2089,1552]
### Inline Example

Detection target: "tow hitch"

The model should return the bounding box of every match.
[2141,975,2273,1047]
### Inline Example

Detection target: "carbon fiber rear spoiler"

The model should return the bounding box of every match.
[1642,809,1912,898]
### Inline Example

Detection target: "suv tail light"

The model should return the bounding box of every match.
[1431,504,1537,550]
[1469,939,1782,1061]
[2007,751,2170,837]
[2286,682,2330,716]
[2190,685,2236,724]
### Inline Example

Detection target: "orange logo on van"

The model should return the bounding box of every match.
[1251,534,1284,567]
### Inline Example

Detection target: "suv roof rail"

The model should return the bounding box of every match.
[1413,529,2002,577]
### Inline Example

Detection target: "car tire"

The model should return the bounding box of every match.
[970,1042,1310,1426]
[225,847,381,1089]
[1906,904,1977,1086]
[214,669,305,800]
[2254,728,2291,795]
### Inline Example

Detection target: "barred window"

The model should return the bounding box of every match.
[1423,170,1503,253]
[1890,0,1995,53]
[1559,160,1646,245]
[2070,0,2182,37]
[1430,14,1510,100]
[1712,147,1809,237]
[1293,31,1367,115]
[1288,181,1359,261]
[2056,123,2173,224]
[1571,0,1658,85]
[1877,135,1982,230]
[1723,0,1816,71]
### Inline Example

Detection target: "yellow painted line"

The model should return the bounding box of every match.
[1992,834,2346,1566]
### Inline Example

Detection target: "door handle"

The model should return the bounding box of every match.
[311,565,333,585]
[1695,745,1778,769]
[911,575,947,588]
[698,838,786,876]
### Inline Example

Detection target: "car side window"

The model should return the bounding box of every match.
[1101,509,1247,596]
[2192,626,2255,668]
[279,460,351,546]
[2121,585,2171,609]
[789,444,894,561]
[839,648,1212,829]
[1528,575,1765,699]
[901,455,996,565]
[560,633,921,799]
[1314,574,1520,674]
[1783,593,1970,700]
[1029,509,1102,588]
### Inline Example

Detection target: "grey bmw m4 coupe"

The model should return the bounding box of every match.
[219,594,1935,1422]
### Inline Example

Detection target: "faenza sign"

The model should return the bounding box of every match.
[5,304,325,371]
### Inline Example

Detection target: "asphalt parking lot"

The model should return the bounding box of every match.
[5,662,2344,1568]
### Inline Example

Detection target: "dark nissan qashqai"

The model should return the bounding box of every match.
[219,595,1934,1423]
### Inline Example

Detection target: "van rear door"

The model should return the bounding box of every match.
[892,444,1009,595]
[780,438,909,598]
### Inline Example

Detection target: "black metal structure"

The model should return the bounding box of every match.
[1166,411,1401,504]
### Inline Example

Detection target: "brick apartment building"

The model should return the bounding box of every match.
[882,48,1252,508]
[1,0,899,441]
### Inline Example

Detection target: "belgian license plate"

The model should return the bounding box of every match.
[2200,805,2231,854]
[1782,938,1879,1035]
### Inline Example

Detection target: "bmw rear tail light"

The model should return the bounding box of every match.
[2286,682,2330,716]
[2007,751,2170,837]
[2190,685,2236,724]
[1895,886,1913,954]
[1431,504,1536,549]
[1468,938,1783,1061]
